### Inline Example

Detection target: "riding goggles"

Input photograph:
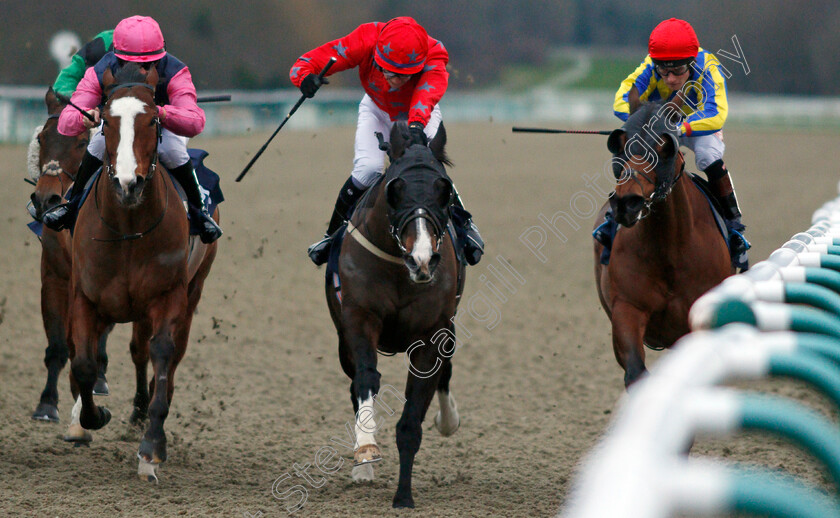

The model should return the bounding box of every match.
[375,64,411,79]
[655,63,690,77]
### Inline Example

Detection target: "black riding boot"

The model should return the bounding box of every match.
[42,150,102,231]
[706,160,749,271]
[169,161,223,244]
[308,176,367,266]
[451,187,484,266]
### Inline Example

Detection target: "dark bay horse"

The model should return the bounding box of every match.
[28,87,110,424]
[326,122,465,508]
[593,102,732,387]
[65,63,218,481]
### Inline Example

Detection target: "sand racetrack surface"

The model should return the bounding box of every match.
[1,122,838,517]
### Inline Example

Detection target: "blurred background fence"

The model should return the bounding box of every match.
[4,86,840,144]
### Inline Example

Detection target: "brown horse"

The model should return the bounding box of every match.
[593,102,732,387]
[28,87,110,423]
[64,63,218,481]
[326,122,465,508]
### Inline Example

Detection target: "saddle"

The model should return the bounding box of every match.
[27,149,224,239]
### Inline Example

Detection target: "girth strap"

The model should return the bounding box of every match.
[346,221,403,264]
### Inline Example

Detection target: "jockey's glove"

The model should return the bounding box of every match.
[300,73,329,98]
[408,122,428,147]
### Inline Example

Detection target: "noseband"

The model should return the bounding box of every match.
[616,151,684,217]
[390,207,446,255]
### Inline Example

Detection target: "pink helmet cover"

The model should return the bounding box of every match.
[114,15,166,63]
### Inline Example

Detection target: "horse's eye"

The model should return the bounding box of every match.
[149,119,156,127]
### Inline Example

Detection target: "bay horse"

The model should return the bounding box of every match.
[326,122,465,508]
[28,87,110,424]
[593,102,732,387]
[65,63,218,481]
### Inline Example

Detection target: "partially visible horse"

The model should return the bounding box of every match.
[65,63,219,481]
[28,87,110,423]
[593,102,732,387]
[326,122,465,508]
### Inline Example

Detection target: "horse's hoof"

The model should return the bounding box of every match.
[32,403,60,423]
[129,408,148,426]
[392,493,415,509]
[353,444,382,467]
[351,463,375,482]
[139,438,167,464]
[63,423,92,443]
[434,410,460,437]
[137,455,159,483]
[93,377,110,396]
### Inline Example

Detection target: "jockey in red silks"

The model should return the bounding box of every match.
[290,16,483,266]
[612,18,748,270]
[43,15,222,244]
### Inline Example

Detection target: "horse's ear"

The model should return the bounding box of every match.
[388,123,408,161]
[386,178,405,209]
[45,86,61,114]
[102,67,116,94]
[145,64,159,87]
[607,129,625,154]
[658,133,679,159]
[434,177,453,208]
[429,122,447,159]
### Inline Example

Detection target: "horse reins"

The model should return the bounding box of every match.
[93,84,168,242]
[91,163,170,242]
[621,151,685,216]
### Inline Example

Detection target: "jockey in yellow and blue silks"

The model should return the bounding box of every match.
[613,18,749,270]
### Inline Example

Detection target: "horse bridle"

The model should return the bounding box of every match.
[93,83,167,242]
[617,151,685,216]
[39,113,78,185]
[389,207,447,256]
[103,83,162,182]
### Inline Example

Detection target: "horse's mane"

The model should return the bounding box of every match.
[623,101,679,146]
[113,62,150,86]
[622,101,681,196]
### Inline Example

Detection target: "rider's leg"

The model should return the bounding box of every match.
[160,130,222,244]
[307,176,369,265]
[686,132,749,269]
[307,95,388,266]
[42,130,104,231]
[450,185,484,265]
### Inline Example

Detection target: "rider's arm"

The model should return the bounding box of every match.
[614,56,656,121]
[681,51,728,136]
[57,67,102,136]
[53,30,114,97]
[289,22,378,87]
[160,66,205,137]
[407,38,448,126]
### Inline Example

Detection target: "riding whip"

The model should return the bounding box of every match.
[53,91,96,123]
[236,57,337,182]
[196,95,232,103]
[512,127,612,135]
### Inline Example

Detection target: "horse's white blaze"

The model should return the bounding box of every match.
[110,96,146,192]
[355,395,378,448]
[411,218,434,268]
